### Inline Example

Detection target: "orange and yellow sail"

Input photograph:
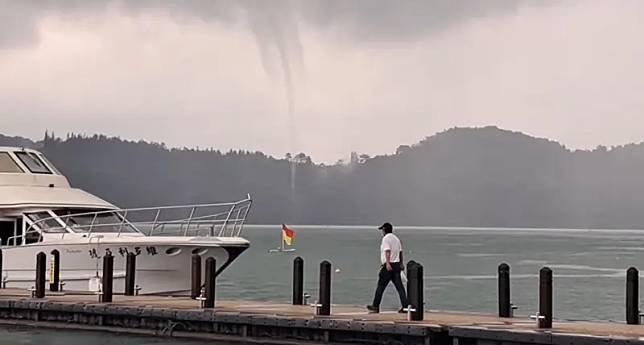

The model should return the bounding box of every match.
[281,224,294,246]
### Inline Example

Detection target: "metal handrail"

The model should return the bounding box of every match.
[10,195,252,245]
[236,198,253,237]
[183,207,196,237]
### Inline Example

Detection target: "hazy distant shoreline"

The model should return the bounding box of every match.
[4,127,644,229]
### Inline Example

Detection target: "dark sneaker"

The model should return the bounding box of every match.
[398,308,406,314]
[366,305,379,313]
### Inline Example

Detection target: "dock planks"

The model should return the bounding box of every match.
[0,288,642,344]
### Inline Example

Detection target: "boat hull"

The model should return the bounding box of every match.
[1,239,248,294]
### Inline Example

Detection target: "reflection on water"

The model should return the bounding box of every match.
[0,326,214,345]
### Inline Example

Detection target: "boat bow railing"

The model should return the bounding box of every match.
[17,195,252,243]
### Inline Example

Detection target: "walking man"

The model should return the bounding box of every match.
[367,222,409,313]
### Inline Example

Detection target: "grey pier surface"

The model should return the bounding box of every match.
[0,289,642,345]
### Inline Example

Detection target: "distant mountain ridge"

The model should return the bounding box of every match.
[3,127,644,229]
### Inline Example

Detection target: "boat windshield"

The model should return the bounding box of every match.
[26,212,66,233]
[0,152,23,173]
[14,151,52,174]
[53,209,139,233]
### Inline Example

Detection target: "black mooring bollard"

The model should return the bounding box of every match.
[35,252,46,298]
[406,260,417,301]
[0,249,3,289]
[49,249,60,292]
[102,253,114,303]
[124,252,136,296]
[498,263,511,317]
[539,267,553,328]
[191,254,202,299]
[407,261,424,321]
[293,256,304,305]
[319,260,331,315]
[204,257,216,308]
[626,267,639,325]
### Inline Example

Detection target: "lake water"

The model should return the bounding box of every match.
[4,226,643,343]
[220,225,641,321]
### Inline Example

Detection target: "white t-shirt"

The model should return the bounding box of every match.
[380,233,402,264]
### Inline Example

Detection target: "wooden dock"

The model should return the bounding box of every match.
[0,289,643,345]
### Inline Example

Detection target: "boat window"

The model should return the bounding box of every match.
[26,212,66,233]
[15,152,52,174]
[25,228,43,244]
[0,219,16,246]
[0,153,23,173]
[38,154,62,175]
[54,209,138,233]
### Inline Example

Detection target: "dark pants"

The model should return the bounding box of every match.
[371,263,409,309]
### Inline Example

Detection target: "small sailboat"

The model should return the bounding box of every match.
[269,224,296,253]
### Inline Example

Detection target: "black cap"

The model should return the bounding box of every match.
[378,222,393,232]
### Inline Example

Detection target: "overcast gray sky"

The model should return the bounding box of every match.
[1,0,643,162]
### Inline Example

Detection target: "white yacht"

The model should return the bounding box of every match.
[0,147,252,294]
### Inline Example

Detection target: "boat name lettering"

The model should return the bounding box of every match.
[88,248,101,259]
[65,249,82,254]
[89,246,158,258]
[118,246,142,257]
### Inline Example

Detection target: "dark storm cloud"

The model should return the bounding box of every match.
[298,0,558,41]
[0,0,556,49]
[5,0,637,164]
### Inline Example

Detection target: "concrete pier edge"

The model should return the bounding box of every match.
[0,297,641,345]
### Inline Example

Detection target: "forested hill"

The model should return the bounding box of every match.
[3,127,644,229]
[0,134,38,148]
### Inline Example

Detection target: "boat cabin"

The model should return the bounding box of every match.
[0,147,137,247]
